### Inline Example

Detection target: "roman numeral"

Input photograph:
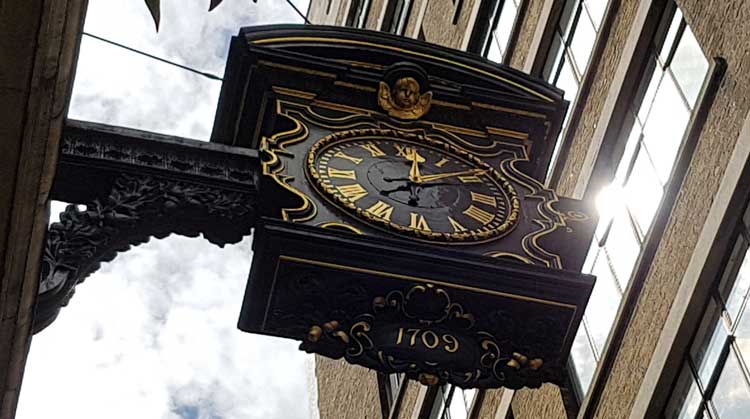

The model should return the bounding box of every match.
[458,175,483,183]
[334,151,363,165]
[435,158,449,168]
[409,213,431,232]
[448,216,467,232]
[327,167,357,180]
[336,183,368,202]
[367,201,394,221]
[359,142,385,157]
[463,205,494,225]
[394,144,412,158]
[470,191,497,207]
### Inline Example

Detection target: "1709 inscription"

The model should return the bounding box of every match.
[395,327,459,353]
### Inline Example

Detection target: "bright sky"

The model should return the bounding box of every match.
[17,1,315,418]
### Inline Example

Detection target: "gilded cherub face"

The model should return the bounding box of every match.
[393,77,420,109]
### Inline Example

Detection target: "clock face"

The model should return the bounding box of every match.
[306,129,520,243]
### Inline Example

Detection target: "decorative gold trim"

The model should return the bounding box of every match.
[258,60,337,78]
[471,101,546,119]
[317,221,364,235]
[333,81,377,92]
[430,123,487,139]
[250,37,554,103]
[484,252,534,264]
[272,86,317,100]
[260,115,317,223]
[332,59,385,70]
[278,255,577,309]
[486,127,529,141]
[431,99,472,111]
[311,100,374,116]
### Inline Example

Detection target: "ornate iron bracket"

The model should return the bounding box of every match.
[36,121,261,333]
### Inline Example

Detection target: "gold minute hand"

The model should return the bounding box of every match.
[418,168,487,183]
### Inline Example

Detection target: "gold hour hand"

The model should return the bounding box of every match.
[405,148,426,183]
[418,168,486,183]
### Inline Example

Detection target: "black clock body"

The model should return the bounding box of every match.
[213,25,598,390]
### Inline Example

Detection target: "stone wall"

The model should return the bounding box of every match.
[315,356,382,419]
[508,0,548,70]
[419,0,482,50]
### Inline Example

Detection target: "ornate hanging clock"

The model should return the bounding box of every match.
[306,128,520,243]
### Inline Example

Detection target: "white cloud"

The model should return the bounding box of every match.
[19,1,315,418]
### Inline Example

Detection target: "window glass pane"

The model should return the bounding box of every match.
[711,349,750,419]
[558,0,580,39]
[719,236,750,325]
[664,365,703,419]
[659,9,683,65]
[494,0,519,56]
[614,127,641,185]
[689,299,729,386]
[583,0,607,28]
[734,309,750,366]
[582,238,600,274]
[636,61,664,125]
[569,10,597,76]
[586,254,622,352]
[603,208,640,289]
[624,147,663,235]
[571,321,597,391]
[486,35,503,63]
[447,389,470,419]
[595,185,625,239]
[670,26,709,108]
[642,76,690,184]
[545,34,565,82]
[556,55,580,102]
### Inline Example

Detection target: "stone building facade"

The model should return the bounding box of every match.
[307,1,750,418]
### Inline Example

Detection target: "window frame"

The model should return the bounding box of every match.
[661,174,750,418]
[569,2,726,415]
[466,0,530,66]
[377,373,408,419]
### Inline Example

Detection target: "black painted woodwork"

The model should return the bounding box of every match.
[39,25,597,390]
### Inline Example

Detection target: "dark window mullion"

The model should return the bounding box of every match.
[663,19,687,69]
[563,2,584,47]
[699,330,732,404]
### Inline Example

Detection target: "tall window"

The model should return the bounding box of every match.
[570,5,709,394]
[482,0,524,63]
[664,204,750,418]
[383,0,414,35]
[543,0,608,167]
[346,0,371,28]
[379,373,406,416]
[430,385,477,419]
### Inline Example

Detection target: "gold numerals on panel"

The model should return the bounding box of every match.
[333,151,363,165]
[458,175,483,183]
[463,204,494,225]
[336,183,368,202]
[367,200,394,221]
[395,327,459,353]
[470,191,497,207]
[359,142,386,157]
[394,144,413,158]
[409,213,431,232]
[434,158,449,168]
[448,216,467,232]
[327,167,357,180]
